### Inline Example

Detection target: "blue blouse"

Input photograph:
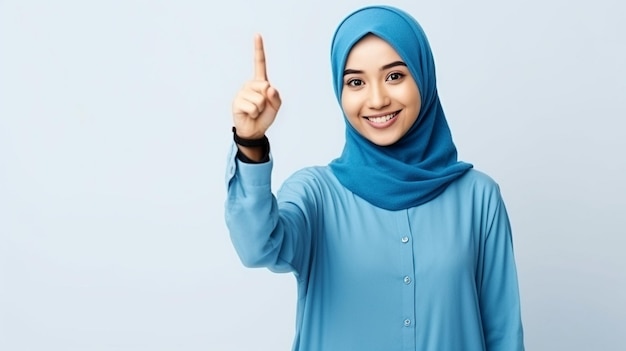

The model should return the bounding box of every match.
[225,145,524,351]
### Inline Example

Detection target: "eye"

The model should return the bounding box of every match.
[346,78,364,87]
[386,72,405,81]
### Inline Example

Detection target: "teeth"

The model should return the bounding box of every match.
[367,112,396,123]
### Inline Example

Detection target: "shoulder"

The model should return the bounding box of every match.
[446,168,505,203]
[435,169,510,233]
[285,165,342,187]
[278,165,341,196]
[457,168,500,189]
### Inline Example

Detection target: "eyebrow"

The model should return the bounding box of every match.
[343,61,407,76]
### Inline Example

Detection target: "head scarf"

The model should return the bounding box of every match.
[329,5,473,211]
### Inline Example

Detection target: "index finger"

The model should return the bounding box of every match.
[254,34,268,81]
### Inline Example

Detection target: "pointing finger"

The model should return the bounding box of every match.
[254,33,268,81]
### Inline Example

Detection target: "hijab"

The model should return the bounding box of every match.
[328,5,473,211]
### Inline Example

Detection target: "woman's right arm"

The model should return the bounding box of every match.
[224,34,314,277]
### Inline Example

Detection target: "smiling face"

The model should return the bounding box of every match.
[341,34,421,146]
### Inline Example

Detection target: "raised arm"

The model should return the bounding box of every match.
[225,35,315,278]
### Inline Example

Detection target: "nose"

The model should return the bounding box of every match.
[367,82,390,109]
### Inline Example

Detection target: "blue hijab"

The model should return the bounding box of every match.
[329,5,473,211]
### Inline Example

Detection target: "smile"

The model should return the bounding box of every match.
[364,110,400,124]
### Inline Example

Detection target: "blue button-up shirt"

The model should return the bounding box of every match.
[225,144,524,350]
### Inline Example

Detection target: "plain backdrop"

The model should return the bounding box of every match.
[1,0,625,350]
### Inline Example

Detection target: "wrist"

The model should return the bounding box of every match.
[232,126,270,163]
[232,126,268,147]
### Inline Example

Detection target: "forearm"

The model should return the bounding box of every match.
[225,157,285,268]
[224,146,313,274]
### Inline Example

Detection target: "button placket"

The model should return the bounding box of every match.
[397,210,416,349]
[401,236,412,286]
[400,232,415,330]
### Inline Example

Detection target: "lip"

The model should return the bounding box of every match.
[363,110,401,129]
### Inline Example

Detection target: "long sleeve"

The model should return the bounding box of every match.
[477,187,525,351]
[224,143,314,276]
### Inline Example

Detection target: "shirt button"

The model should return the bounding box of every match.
[401,236,409,243]
[403,276,411,284]
[404,319,411,327]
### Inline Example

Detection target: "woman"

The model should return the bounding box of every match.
[225,5,524,351]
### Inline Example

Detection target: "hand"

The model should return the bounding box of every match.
[232,34,282,140]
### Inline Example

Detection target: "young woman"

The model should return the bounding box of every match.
[226,5,524,351]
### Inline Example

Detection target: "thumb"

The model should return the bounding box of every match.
[266,86,282,110]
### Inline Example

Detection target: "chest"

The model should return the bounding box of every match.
[316,194,480,283]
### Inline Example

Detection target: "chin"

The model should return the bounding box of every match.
[367,135,400,147]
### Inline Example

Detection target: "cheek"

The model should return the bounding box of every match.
[341,93,359,119]
[401,87,421,116]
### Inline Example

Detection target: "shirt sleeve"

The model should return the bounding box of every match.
[224,142,314,277]
[478,186,525,351]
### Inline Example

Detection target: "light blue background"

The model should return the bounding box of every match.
[1,0,624,350]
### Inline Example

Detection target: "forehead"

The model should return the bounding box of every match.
[345,34,403,66]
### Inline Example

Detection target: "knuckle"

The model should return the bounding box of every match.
[254,80,270,89]
[252,93,265,106]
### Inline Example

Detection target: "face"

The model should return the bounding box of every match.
[341,35,421,146]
